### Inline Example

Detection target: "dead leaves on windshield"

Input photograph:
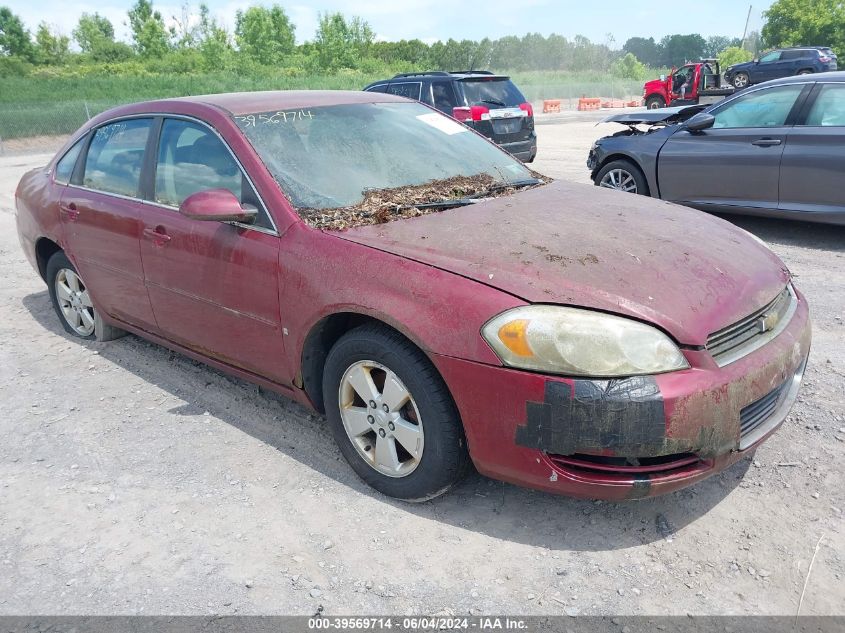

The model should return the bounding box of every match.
[297,174,543,231]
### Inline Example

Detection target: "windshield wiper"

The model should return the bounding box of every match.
[399,198,481,211]
[469,178,543,197]
[479,98,507,107]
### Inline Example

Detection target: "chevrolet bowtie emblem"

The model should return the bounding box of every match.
[757,311,779,334]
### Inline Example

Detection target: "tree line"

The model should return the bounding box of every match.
[0,0,841,78]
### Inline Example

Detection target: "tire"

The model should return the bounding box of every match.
[645,95,666,110]
[323,323,470,501]
[797,69,813,76]
[732,72,750,89]
[594,159,650,196]
[46,251,126,342]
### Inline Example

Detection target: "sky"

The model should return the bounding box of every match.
[5,0,773,47]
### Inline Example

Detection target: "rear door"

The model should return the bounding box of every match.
[138,117,287,383]
[457,77,532,143]
[59,117,158,331]
[779,82,845,218]
[657,83,808,211]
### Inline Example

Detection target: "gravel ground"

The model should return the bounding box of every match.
[0,115,843,617]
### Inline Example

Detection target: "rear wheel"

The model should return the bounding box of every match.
[46,252,125,341]
[732,72,750,89]
[323,323,469,501]
[594,160,650,196]
[797,69,813,75]
[645,95,666,110]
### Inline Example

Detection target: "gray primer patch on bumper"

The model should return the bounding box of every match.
[515,377,666,457]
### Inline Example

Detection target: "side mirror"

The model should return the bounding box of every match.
[754,58,760,64]
[660,74,667,82]
[179,189,257,223]
[684,112,716,132]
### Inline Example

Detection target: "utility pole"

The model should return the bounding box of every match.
[741,5,752,47]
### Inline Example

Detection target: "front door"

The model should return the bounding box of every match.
[60,117,158,331]
[657,83,807,211]
[138,117,288,383]
[779,83,845,218]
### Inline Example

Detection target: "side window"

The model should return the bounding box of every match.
[431,82,459,113]
[759,51,782,63]
[711,85,805,129]
[781,50,802,60]
[83,119,152,197]
[54,138,84,184]
[386,82,422,100]
[154,118,272,230]
[804,85,845,127]
[365,84,388,93]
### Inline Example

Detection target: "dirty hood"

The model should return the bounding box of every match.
[331,180,790,345]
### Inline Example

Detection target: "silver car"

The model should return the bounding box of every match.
[588,72,845,224]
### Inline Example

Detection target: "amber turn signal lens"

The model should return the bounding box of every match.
[497,319,534,357]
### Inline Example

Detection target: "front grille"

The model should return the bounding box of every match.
[706,286,796,366]
[547,452,703,477]
[740,381,787,439]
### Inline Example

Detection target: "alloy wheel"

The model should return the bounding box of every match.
[338,360,424,478]
[734,74,749,88]
[599,169,638,193]
[55,268,95,337]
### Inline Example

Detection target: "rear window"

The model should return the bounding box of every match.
[459,78,526,108]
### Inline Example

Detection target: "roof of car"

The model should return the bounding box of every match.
[761,70,845,87]
[136,90,410,117]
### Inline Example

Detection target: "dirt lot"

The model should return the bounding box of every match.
[0,114,843,617]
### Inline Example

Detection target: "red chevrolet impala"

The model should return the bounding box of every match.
[15,91,811,501]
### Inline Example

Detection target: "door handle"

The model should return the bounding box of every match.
[751,138,782,147]
[143,227,171,244]
[60,202,79,221]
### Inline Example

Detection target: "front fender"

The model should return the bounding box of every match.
[279,222,523,378]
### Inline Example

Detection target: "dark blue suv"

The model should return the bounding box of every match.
[364,71,537,163]
[725,46,838,89]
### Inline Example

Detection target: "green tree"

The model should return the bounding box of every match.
[622,37,660,67]
[33,22,69,65]
[198,3,233,69]
[73,13,115,53]
[763,0,844,53]
[0,6,35,61]
[234,5,295,64]
[705,35,740,57]
[128,0,170,58]
[658,33,707,66]
[611,52,648,80]
[314,12,373,70]
[719,46,754,69]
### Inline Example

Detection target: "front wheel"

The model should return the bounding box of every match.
[732,72,750,89]
[46,252,125,341]
[594,160,650,196]
[645,95,666,110]
[323,324,470,501]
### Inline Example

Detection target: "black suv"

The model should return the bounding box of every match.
[364,71,537,162]
[725,46,838,89]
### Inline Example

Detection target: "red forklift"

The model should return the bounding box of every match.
[642,59,735,109]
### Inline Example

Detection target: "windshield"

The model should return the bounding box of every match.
[459,78,526,107]
[234,102,533,211]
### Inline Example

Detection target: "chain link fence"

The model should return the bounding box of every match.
[0,100,132,155]
[0,79,645,154]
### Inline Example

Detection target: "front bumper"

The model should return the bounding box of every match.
[431,289,811,500]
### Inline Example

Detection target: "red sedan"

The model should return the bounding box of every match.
[15,91,811,501]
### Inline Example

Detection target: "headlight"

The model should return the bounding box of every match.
[482,306,689,377]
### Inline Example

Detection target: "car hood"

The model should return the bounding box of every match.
[330,180,790,346]
[600,105,706,126]
[727,61,754,73]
